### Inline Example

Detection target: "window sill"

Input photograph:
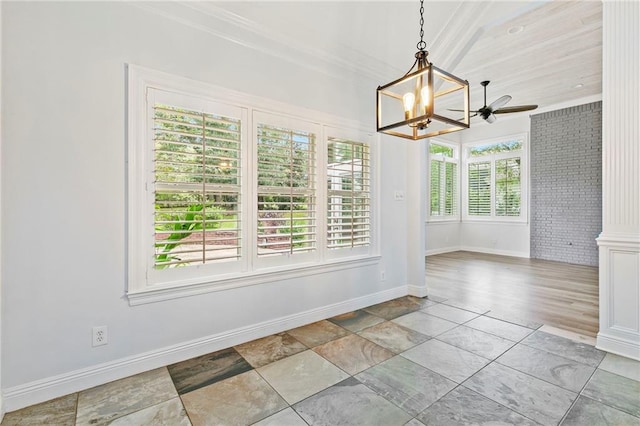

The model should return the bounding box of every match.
[461,218,528,225]
[127,255,381,306]
[426,218,461,224]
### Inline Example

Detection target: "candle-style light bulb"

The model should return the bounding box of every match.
[403,92,415,120]
[420,86,431,114]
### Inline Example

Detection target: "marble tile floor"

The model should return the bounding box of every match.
[3,296,640,426]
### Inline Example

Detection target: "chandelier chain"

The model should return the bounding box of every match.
[417,0,427,51]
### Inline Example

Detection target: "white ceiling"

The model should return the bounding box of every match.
[151,1,602,119]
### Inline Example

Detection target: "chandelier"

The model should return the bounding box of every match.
[376,0,470,139]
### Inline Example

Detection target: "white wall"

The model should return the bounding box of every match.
[380,136,409,288]
[426,222,461,255]
[1,2,410,410]
[459,116,531,257]
[405,140,428,296]
[425,115,531,258]
[459,222,529,258]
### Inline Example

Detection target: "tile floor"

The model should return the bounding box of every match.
[3,296,640,425]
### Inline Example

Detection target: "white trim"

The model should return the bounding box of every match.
[596,333,640,362]
[426,217,461,224]
[407,284,428,298]
[596,232,640,362]
[596,1,640,363]
[128,2,389,86]
[128,255,381,305]
[426,247,461,256]
[427,139,461,222]
[597,234,640,248]
[3,284,406,412]
[459,246,530,259]
[0,0,3,419]
[127,64,365,132]
[532,94,603,116]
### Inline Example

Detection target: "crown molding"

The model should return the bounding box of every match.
[128,1,508,87]
[130,1,398,87]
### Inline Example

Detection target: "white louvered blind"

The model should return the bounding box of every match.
[257,124,316,256]
[153,104,241,268]
[327,138,371,249]
[468,161,491,216]
[444,162,458,215]
[430,160,442,215]
[495,157,521,216]
[430,159,458,216]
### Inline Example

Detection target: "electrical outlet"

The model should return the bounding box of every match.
[380,270,386,281]
[92,326,108,347]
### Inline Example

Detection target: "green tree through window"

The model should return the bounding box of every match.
[153,104,241,268]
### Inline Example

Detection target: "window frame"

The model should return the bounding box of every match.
[253,110,321,269]
[146,89,250,287]
[462,133,528,223]
[324,126,373,260]
[127,65,379,305]
[427,139,460,222]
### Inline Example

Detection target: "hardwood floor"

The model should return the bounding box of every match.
[426,251,599,337]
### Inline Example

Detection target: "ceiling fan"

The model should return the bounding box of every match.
[456,80,538,124]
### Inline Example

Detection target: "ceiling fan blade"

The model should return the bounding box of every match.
[487,95,512,112]
[494,105,539,114]
[448,109,481,113]
[484,113,497,124]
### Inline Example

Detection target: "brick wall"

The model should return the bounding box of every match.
[530,101,602,266]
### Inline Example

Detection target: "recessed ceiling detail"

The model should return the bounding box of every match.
[134,1,602,113]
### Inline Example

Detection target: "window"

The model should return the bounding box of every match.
[256,122,317,257]
[428,141,459,220]
[467,161,491,216]
[153,104,242,268]
[495,158,521,216]
[127,66,377,303]
[327,137,371,249]
[463,135,526,221]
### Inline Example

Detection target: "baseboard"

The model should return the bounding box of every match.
[459,246,530,258]
[425,246,460,256]
[407,284,428,298]
[2,285,407,412]
[596,332,640,361]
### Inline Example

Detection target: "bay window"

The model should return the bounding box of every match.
[463,135,527,221]
[428,141,459,220]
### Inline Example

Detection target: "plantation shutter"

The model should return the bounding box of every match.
[495,157,521,216]
[430,159,457,216]
[468,161,491,216]
[257,124,316,256]
[430,160,442,215]
[444,162,457,215]
[153,104,241,268]
[327,138,371,249]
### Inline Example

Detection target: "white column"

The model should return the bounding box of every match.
[0,1,4,419]
[596,1,640,360]
[406,140,428,297]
